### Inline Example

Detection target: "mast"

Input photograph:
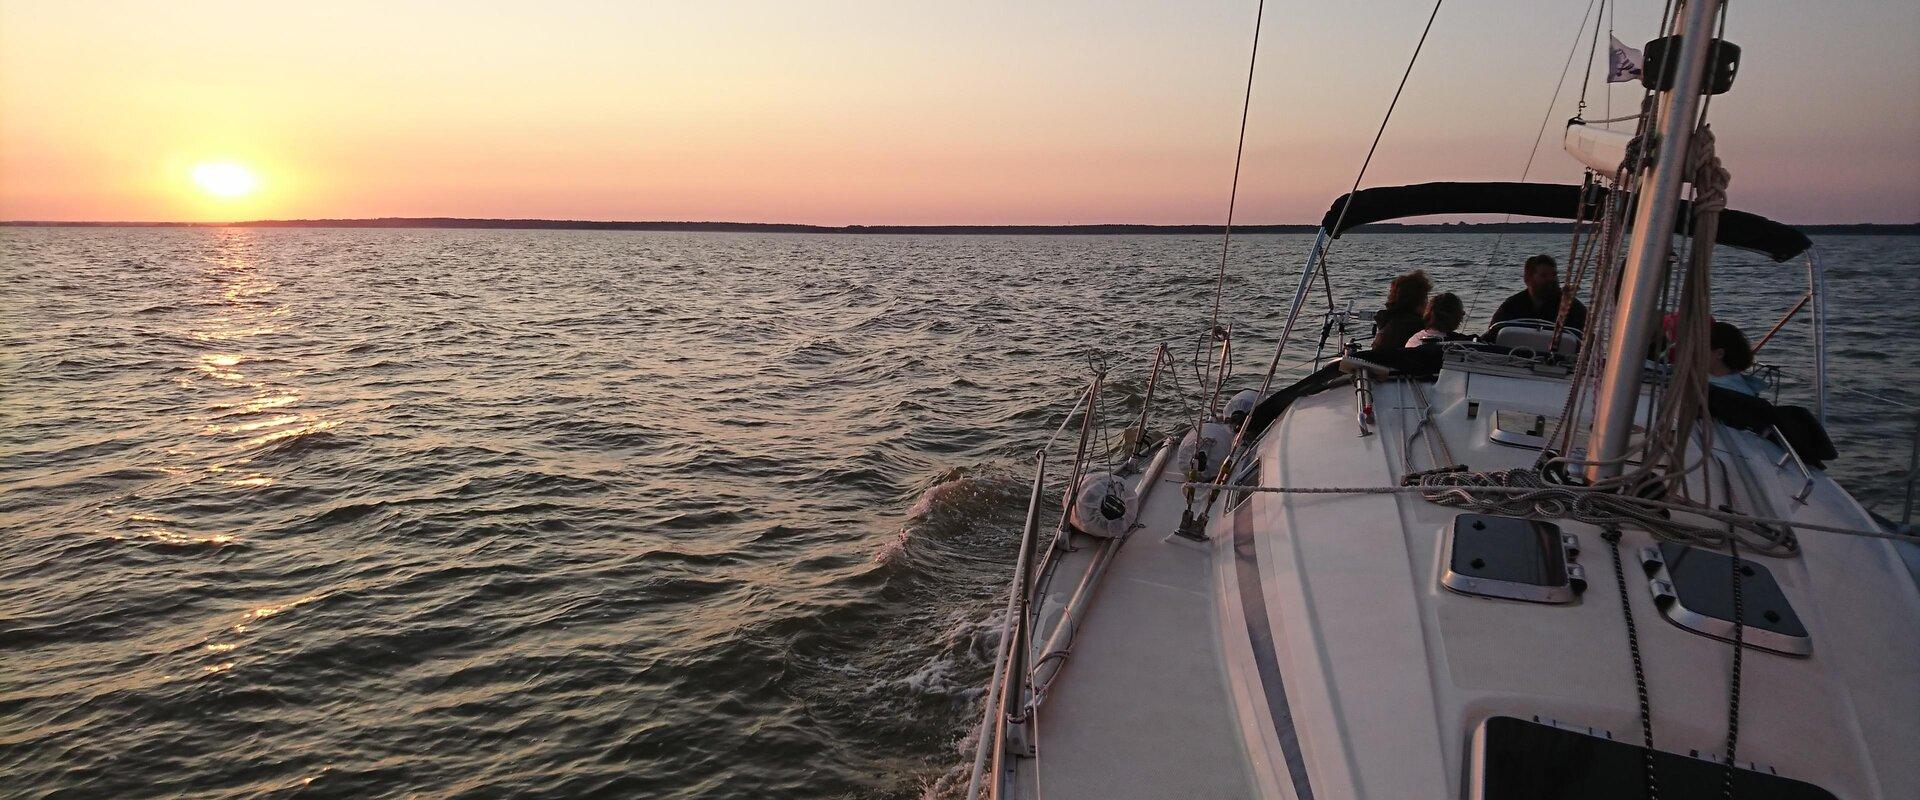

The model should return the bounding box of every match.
[1584,0,1723,482]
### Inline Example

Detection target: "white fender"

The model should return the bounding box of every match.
[1173,422,1235,481]
[1069,472,1137,539]
[1225,390,1261,425]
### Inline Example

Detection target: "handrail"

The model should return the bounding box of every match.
[1769,424,1816,504]
[966,449,1048,800]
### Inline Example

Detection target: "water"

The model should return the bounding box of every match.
[2,228,1915,798]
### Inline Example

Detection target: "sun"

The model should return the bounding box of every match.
[192,162,260,198]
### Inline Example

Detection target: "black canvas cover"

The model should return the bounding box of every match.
[1318,182,1811,262]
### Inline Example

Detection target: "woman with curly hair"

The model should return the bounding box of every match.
[1370,268,1431,350]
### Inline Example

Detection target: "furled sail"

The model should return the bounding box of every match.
[1563,120,1634,176]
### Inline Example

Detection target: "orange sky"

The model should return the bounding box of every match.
[2,0,1916,224]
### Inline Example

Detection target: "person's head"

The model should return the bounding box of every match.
[1709,321,1753,374]
[1523,254,1559,295]
[1386,269,1433,313]
[1424,292,1465,333]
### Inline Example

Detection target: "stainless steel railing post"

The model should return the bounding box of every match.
[1132,345,1173,456]
[967,449,1048,800]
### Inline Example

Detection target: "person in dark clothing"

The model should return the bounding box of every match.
[1487,254,1588,333]
[1371,269,1432,350]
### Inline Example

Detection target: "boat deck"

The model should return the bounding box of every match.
[994,360,1920,799]
[1014,454,1255,799]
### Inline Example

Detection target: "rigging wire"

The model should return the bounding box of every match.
[1193,0,1267,422]
[1463,0,1601,321]
[1321,0,1447,243]
[1605,0,1616,122]
[1578,0,1609,117]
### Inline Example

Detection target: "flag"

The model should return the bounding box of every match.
[1607,35,1644,83]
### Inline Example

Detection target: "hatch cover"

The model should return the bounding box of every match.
[1443,514,1584,604]
[1642,542,1810,656]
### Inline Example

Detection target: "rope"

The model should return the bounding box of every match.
[1181,475,1920,545]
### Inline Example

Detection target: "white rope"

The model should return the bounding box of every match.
[1184,478,1920,545]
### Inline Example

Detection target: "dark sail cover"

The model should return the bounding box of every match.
[1318,182,1811,262]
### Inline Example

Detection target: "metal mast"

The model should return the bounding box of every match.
[1584,0,1723,482]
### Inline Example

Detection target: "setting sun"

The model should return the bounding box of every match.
[191,162,259,198]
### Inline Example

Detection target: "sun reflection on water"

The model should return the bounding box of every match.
[167,229,329,505]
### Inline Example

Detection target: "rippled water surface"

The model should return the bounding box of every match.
[3,228,1916,798]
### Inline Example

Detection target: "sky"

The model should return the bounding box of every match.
[1,0,1916,224]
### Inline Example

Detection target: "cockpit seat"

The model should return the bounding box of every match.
[1487,319,1581,355]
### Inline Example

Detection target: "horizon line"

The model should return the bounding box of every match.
[4,217,1917,235]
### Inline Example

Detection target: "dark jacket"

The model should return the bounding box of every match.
[1488,286,1589,333]
[1372,307,1425,350]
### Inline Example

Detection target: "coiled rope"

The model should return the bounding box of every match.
[1184,470,1920,548]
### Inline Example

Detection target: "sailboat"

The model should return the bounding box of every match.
[963,1,1920,797]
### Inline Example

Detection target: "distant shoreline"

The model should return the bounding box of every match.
[4,218,1916,236]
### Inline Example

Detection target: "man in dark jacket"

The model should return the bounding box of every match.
[1488,254,1588,333]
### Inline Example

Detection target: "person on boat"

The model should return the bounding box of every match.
[1488,254,1588,333]
[1405,292,1472,347]
[1371,269,1431,349]
[1708,320,1767,396]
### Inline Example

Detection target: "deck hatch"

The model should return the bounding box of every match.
[1470,715,1837,799]
[1442,514,1582,604]
[1642,543,1811,656]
